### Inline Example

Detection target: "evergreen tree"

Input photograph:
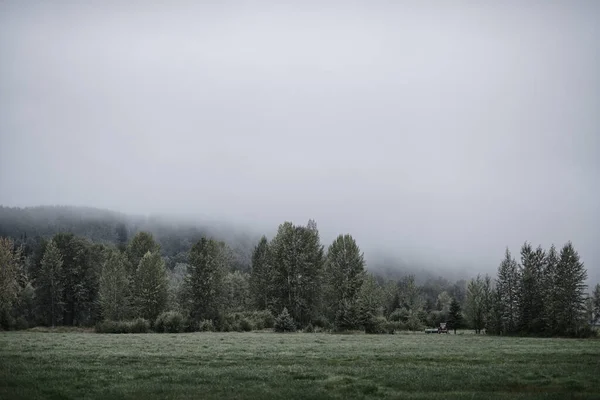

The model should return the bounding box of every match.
[555,242,587,336]
[0,238,22,329]
[52,233,100,326]
[269,221,324,327]
[517,243,546,334]
[249,236,271,310]
[465,275,486,334]
[592,284,600,325]
[274,307,296,332]
[357,274,384,330]
[37,240,64,327]
[543,244,560,334]
[98,250,130,321]
[223,270,250,313]
[126,232,160,276]
[324,234,366,330]
[183,237,229,323]
[133,251,168,321]
[496,248,520,334]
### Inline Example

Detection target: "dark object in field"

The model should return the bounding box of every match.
[425,322,449,334]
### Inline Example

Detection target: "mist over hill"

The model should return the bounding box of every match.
[0,205,475,282]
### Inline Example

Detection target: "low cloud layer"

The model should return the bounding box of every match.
[1,1,598,282]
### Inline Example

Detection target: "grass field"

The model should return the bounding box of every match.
[1,331,599,399]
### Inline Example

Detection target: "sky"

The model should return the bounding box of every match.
[1,0,599,282]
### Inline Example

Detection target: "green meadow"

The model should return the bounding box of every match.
[1,331,599,399]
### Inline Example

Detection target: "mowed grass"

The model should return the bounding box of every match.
[1,331,599,400]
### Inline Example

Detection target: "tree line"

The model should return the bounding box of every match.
[1,218,598,336]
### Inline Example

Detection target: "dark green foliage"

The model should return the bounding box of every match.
[133,251,169,321]
[223,270,250,313]
[197,319,215,332]
[325,234,366,330]
[517,243,546,334]
[239,318,253,332]
[364,316,387,334]
[126,232,160,276]
[154,311,185,333]
[0,238,24,330]
[389,308,408,322]
[98,250,130,321]
[36,239,64,327]
[554,242,588,336]
[269,221,324,327]
[94,318,150,333]
[183,237,228,323]
[496,248,520,334]
[592,284,600,325]
[249,236,271,310]
[274,307,296,332]
[447,298,463,334]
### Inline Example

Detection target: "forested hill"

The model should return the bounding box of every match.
[0,205,452,281]
[0,205,259,271]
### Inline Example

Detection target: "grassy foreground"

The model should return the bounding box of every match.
[1,331,599,399]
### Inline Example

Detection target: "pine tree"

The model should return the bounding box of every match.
[555,242,587,336]
[447,298,463,334]
[98,250,130,321]
[324,234,366,330]
[0,238,22,329]
[517,242,546,334]
[496,248,520,334]
[183,237,229,323]
[133,251,168,321]
[126,232,160,276]
[274,307,296,332]
[249,236,271,310]
[592,284,600,325]
[37,240,64,327]
[543,244,559,334]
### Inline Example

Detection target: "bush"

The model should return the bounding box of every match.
[389,308,409,322]
[274,308,296,332]
[239,318,254,332]
[198,319,215,332]
[312,315,332,330]
[130,318,150,333]
[155,311,185,333]
[95,318,150,334]
[383,321,405,334]
[304,323,314,333]
[364,316,387,334]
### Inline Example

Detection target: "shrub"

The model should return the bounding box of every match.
[389,308,409,322]
[239,318,254,332]
[304,323,314,333]
[406,313,423,331]
[198,319,215,332]
[251,310,275,330]
[95,318,150,334]
[274,308,296,332]
[312,315,332,330]
[129,318,150,333]
[155,311,185,333]
[383,321,405,334]
[364,316,387,334]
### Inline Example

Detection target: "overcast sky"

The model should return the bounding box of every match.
[1,1,598,282]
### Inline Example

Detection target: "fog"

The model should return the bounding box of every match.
[1,1,598,282]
